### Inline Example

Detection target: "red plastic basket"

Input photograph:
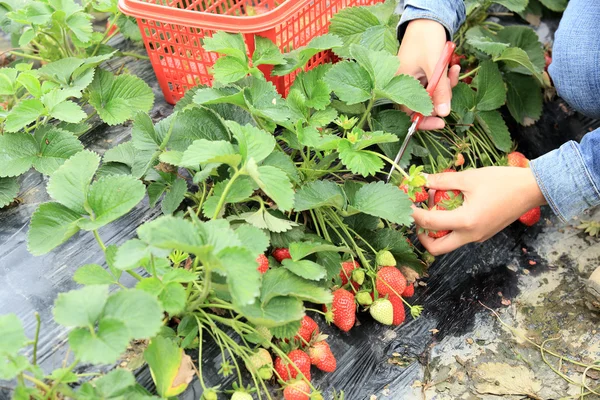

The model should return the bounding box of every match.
[119,0,382,104]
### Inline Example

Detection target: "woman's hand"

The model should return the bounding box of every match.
[397,19,461,130]
[412,167,548,255]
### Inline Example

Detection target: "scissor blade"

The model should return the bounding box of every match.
[385,120,418,183]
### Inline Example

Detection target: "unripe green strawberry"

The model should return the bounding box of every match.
[370,298,394,325]
[351,269,365,285]
[356,291,373,306]
[310,393,324,400]
[376,250,396,267]
[245,348,273,380]
[231,391,253,400]
[376,219,385,229]
[256,325,273,343]
[201,389,218,400]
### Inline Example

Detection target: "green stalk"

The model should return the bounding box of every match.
[364,150,410,180]
[92,230,106,252]
[22,374,51,392]
[32,313,41,366]
[212,168,242,219]
[357,97,375,129]
[119,51,150,60]
[459,66,480,81]
[193,316,209,392]
[9,51,44,61]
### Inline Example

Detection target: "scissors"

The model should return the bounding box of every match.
[385,41,457,183]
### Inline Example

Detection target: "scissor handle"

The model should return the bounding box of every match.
[411,41,457,128]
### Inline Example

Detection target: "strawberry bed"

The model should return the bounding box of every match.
[0,0,579,399]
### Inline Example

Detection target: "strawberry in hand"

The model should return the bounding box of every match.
[399,165,428,203]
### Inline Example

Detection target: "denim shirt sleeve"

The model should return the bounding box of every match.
[530,129,600,223]
[396,0,467,40]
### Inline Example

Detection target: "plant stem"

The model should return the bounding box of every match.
[357,97,375,129]
[212,168,241,219]
[119,51,150,60]
[10,51,44,61]
[32,312,41,366]
[93,230,106,252]
[22,374,51,392]
[459,66,480,80]
[365,151,410,180]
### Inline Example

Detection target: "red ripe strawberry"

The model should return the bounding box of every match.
[433,189,464,210]
[294,315,319,345]
[274,350,311,382]
[462,69,473,84]
[256,254,269,274]
[308,341,336,372]
[402,283,415,298]
[450,54,464,67]
[388,295,406,326]
[442,168,456,173]
[399,182,429,202]
[322,288,356,332]
[507,151,529,168]
[376,266,407,297]
[428,229,451,238]
[272,248,292,262]
[339,260,359,286]
[283,380,310,400]
[519,207,541,226]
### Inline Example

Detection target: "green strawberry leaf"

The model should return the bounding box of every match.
[474,61,506,111]
[282,259,326,281]
[271,34,343,76]
[262,151,300,183]
[227,121,275,164]
[495,47,544,84]
[350,181,413,225]
[243,79,291,123]
[0,133,38,177]
[144,336,192,398]
[202,176,254,218]
[493,0,528,12]
[238,296,304,328]
[451,82,477,117]
[505,72,543,126]
[538,0,567,11]
[323,61,373,105]
[248,164,294,211]
[27,202,82,256]
[260,268,332,305]
[33,127,85,175]
[4,98,45,132]
[137,216,208,256]
[289,241,352,261]
[68,318,130,364]
[350,44,399,89]
[161,178,187,215]
[496,26,545,74]
[74,264,117,285]
[78,175,146,230]
[167,106,231,152]
[243,208,298,233]
[46,150,99,214]
[88,69,154,125]
[53,285,109,328]
[211,56,250,85]
[329,6,381,58]
[203,31,247,61]
[252,36,285,66]
[103,289,164,338]
[360,25,398,55]
[294,180,345,211]
[180,139,240,168]
[270,320,302,340]
[0,176,19,208]
[137,278,186,315]
[91,369,137,398]
[0,314,27,356]
[367,228,425,273]
[234,224,270,256]
[338,141,383,177]
[476,110,512,152]
[218,247,261,306]
[290,65,332,110]
[465,26,509,58]
[377,74,433,115]
[0,355,29,380]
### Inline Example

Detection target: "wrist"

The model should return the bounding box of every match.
[404,19,447,42]
[523,168,548,208]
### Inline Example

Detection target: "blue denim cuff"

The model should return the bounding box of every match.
[530,141,600,223]
[397,0,467,41]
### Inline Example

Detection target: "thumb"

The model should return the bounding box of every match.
[431,73,452,117]
[425,171,466,191]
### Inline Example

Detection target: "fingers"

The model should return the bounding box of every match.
[431,72,453,117]
[418,116,445,130]
[449,64,460,88]
[424,171,467,191]
[417,231,467,255]
[412,206,466,231]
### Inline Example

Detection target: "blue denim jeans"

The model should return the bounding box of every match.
[399,0,600,222]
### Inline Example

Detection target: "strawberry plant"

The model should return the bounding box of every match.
[0,0,563,397]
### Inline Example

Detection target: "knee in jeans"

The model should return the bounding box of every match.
[550,33,600,118]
